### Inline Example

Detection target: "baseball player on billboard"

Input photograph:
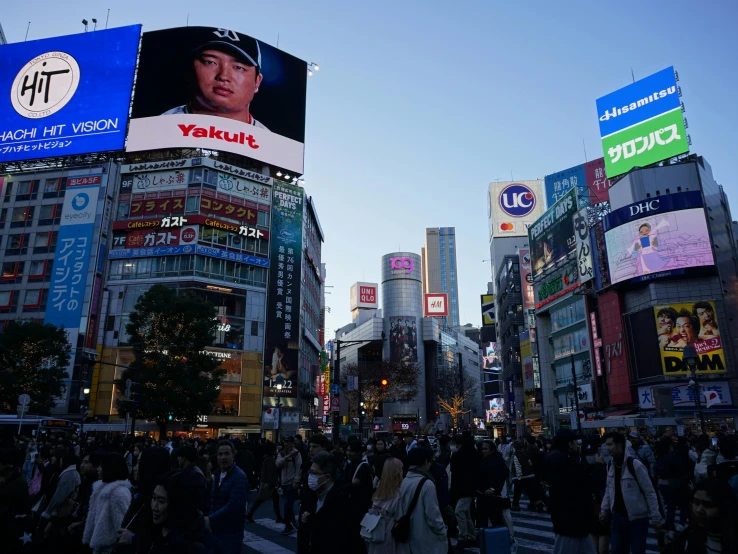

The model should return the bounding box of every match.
[163,28,268,129]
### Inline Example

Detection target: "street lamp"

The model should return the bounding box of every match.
[683,345,706,434]
[275,376,284,443]
[80,388,91,435]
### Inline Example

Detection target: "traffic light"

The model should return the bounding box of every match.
[380,378,388,387]
[167,412,173,421]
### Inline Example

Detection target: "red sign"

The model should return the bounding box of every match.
[180,226,197,244]
[200,197,257,224]
[584,158,611,204]
[129,197,186,217]
[360,286,376,304]
[68,175,102,187]
[424,293,449,317]
[126,228,181,248]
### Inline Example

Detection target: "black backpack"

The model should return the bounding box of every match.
[392,477,428,542]
[608,457,648,498]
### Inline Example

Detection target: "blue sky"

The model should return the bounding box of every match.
[3,1,737,336]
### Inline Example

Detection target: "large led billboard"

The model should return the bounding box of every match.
[127,27,307,174]
[653,301,725,375]
[487,180,546,239]
[603,191,714,285]
[528,188,577,277]
[544,157,612,207]
[596,67,688,178]
[0,26,140,163]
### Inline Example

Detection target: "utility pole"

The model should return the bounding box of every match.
[571,354,581,434]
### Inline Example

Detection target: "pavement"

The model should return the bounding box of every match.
[240,493,664,554]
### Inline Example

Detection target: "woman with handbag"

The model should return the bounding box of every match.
[362,456,403,553]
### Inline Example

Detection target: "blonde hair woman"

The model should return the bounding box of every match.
[365,456,404,554]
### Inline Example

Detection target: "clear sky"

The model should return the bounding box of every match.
[3,1,737,337]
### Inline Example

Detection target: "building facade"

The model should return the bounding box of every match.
[422,227,460,327]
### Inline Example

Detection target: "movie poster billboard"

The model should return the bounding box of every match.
[127,27,307,173]
[519,249,535,311]
[389,316,418,363]
[603,191,714,285]
[654,301,725,375]
[264,182,304,398]
[0,26,140,163]
[528,188,577,277]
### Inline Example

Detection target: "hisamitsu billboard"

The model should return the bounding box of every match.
[596,67,688,178]
[0,26,140,163]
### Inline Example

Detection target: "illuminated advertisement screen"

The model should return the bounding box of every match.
[654,301,725,375]
[603,191,714,285]
[0,26,140,162]
[528,188,577,277]
[127,27,307,173]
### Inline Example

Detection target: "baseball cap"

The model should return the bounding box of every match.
[192,27,261,70]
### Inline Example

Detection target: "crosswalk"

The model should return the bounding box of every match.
[240,511,664,554]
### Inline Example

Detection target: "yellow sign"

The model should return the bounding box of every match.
[654,301,725,375]
[481,294,496,326]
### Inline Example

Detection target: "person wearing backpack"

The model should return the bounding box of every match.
[600,432,662,554]
[394,447,447,554]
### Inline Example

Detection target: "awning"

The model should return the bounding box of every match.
[604,409,637,418]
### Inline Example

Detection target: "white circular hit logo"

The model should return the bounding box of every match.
[11,51,80,119]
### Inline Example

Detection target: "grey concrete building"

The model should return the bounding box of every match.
[421,227,460,327]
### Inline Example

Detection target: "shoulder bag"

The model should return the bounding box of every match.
[391,477,428,543]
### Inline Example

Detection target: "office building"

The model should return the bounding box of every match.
[422,227,460,327]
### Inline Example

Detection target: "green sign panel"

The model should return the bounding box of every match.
[602,108,688,178]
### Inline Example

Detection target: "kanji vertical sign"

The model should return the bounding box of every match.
[263,183,304,399]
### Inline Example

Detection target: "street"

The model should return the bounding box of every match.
[240,491,663,554]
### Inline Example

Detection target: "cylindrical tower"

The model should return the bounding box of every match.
[381,252,426,432]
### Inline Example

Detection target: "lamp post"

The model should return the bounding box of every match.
[80,388,90,436]
[570,354,581,434]
[683,345,706,434]
[274,376,284,443]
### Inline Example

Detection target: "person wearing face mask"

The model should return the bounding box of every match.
[661,478,738,554]
[302,451,348,553]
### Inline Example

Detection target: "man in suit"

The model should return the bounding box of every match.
[300,451,348,554]
[208,440,248,554]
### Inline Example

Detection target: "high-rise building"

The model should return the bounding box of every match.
[421,227,460,327]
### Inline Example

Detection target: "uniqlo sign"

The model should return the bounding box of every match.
[360,286,376,304]
[424,293,449,317]
[350,281,378,310]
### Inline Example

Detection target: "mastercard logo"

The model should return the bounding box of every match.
[499,222,514,231]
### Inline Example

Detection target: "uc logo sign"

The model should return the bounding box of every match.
[499,184,536,217]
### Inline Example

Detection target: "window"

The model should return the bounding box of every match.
[11,207,28,222]
[23,289,42,308]
[2,262,18,279]
[0,209,6,225]
[117,201,130,219]
[6,233,26,254]
[38,204,55,224]
[0,291,13,309]
[29,260,46,277]
[257,211,270,228]
[3,182,12,200]
[16,181,32,195]
[34,232,50,248]
[44,179,59,193]
[186,195,200,213]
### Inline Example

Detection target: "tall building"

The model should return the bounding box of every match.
[421,227,460,327]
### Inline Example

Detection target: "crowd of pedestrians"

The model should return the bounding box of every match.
[1,426,737,553]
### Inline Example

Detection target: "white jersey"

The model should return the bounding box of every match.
[163,104,268,130]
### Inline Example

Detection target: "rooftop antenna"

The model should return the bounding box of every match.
[631,68,635,83]
[583,139,588,162]
[186,13,189,26]
[105,9,110,29]
[24,22,30,41]
[82,19,88,32]
[277,33,280,48]
[92,18,98,31]
[511,170,514,180]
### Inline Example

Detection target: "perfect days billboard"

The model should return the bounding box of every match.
[0,26,140,163]
[596,67,688,178]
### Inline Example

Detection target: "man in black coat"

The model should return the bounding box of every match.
[300,451,348,554]
[544,429,597,554]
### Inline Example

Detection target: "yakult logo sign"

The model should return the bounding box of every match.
[499,184,536,217]
[390,257,414,274]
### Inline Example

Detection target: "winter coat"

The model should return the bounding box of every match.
[545,449,594,538]
[209,464,248,538]
[276,449,302,488]
[83,479,132,553]
[600,453,662,524]
[632,444,657,478]
[42,464,81,519]
[449,446,481,498]
[395,469,447,554]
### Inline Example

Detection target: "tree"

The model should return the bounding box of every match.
[436,368,474,432]
[0,321,71,415]
[341,359,421,424]
[117,285,225,437]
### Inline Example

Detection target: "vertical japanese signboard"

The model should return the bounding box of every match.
[264,182,304,399]
[573,207,594,284]
[45,175,101,399]
[518,249,535,312]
